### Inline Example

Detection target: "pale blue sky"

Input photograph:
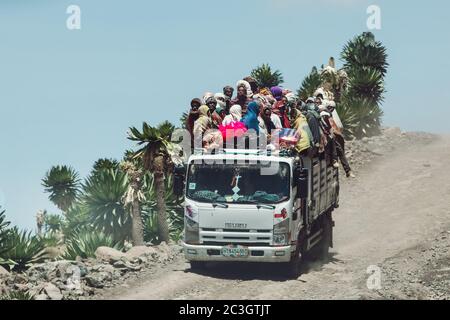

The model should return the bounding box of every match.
[1,0,449,230]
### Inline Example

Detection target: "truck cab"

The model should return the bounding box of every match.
[174,149,339,278]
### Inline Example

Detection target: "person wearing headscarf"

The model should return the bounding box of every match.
[243,76,259,95]
[241,101,260,134]
[272,95,291,128]
[319,107,339,168]
[305,97,318,112]
[206,97,223,129]
[270,86,283,101]
[291,109,312,154]
[206,96,217,113]
[202,92,214,105]
[186,98,202,147]
[223,86,234,100]
[261,106,277,136]
[231,83,251,113]
[237,80,253,99]
[214,93,227,109]
[222,104,242,126]
[214,106,226,124]
[193,105,212,148]
[326,101,354,178]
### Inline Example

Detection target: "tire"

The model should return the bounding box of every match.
[312,215,333,261]
[283,234,306,279]
[189,261,207,271]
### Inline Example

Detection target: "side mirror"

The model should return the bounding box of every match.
[173,165,185,197]
[296,169,309,199]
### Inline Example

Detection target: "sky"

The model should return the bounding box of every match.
[0,0,449,230]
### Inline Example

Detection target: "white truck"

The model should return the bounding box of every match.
[173,148,339,278]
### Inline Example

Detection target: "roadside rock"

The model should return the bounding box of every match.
[44,282,63,300]
[85,272,112,289]
[125,246,158,260]
[95,247,126,263]
[0,266,10,278]
[113,260,142,272]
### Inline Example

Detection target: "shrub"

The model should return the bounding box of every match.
[62,228,124,260]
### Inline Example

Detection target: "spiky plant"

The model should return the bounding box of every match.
[0,227,46,271]
[297,67,322,101]
[346,66,384,104]
[180,112,188,130]
[62,228,123,260]
[62,203,90,240]
[339,97,383,139]
[335,102,358,139]
[42,166,80,213]
[127,121,176,243]
[251,63,284,88]
[92,158,119,172]
[83,169,131,242]
[341,32,389,77]
[0,291,35,300]
[44,214,64,233]
[0,209,13,258]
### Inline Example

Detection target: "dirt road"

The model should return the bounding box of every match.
[102,135,450,300]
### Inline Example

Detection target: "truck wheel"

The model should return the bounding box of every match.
[190,261,207,271]
[316,215,333,261]
[283,236,306,279]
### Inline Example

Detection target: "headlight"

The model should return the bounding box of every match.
[185,216,199,244]
[273,218,289,246]
[273,234,287,245]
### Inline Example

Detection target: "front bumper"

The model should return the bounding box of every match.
[182,242,293,263]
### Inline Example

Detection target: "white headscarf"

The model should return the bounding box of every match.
[214,93,227,108]
[222,105,242,125]
[202,92,214,105]
[236,80,253,99]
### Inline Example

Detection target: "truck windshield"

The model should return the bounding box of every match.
[186,162,290,204]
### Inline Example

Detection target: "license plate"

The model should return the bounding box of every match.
[221,245,249,258]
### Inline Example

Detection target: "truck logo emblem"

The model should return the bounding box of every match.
[225,223,247,229]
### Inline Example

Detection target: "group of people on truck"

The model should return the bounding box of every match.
[185,76,355,178]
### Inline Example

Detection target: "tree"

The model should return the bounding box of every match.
[346,66,384,104]
[92,158,119,172]
[341,32,389,77]
[127,121,175,243]
[340,32,388,138]
[250,63,284,88]
[42,166,80,213]
[121,161,145,246]
[83,169,131,242]
[297,67,322,101]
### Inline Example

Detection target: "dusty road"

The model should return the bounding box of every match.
[102,135,450,300]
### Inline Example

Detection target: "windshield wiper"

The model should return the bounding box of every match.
[247,200,276,210]
[212,202,229,208]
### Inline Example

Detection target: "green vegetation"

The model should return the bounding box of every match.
[62,229,124,260]
[251,63,284,88]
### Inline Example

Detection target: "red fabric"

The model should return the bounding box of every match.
[272,101,290,128]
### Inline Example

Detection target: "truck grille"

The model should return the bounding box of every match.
[200,228,272,246]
